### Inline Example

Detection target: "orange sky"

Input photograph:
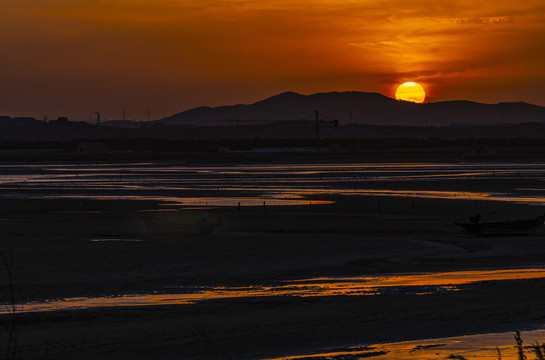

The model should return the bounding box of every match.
[2,0,545,121]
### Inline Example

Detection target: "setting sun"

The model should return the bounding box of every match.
[395,82,426,103]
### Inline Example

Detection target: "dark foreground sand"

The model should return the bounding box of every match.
[2,193,545,359]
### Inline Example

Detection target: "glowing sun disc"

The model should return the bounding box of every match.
[395,82,426,103]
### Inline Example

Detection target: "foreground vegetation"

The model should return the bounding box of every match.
[449,331,545,360]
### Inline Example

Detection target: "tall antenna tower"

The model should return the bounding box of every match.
[95,112,100,126]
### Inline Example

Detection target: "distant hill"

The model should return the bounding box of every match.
[2,91,545,142]
[160,91,545,127]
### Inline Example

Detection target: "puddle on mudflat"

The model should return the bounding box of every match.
[6,268,545,314]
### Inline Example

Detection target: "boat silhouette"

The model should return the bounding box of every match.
[455,213,545,235]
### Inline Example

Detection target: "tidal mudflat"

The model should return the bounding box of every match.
[2,161,545,359]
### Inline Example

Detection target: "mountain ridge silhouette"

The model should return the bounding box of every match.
[161,91,545,127]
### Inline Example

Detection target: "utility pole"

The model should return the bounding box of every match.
[95,112,100,126]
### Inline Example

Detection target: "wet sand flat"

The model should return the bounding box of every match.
[2,162,545,358]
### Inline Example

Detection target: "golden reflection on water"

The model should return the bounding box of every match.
[7,268,545,314]
[144,196,334,207]
[299,268,545,287]
[29,188,545,208]
[29,194,334,207]
[4,162,545,207]
[275,188,545,206]
[266,330,545,360]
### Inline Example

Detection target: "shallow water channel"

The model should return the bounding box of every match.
[6,268,545,314]
[3,162,545,207]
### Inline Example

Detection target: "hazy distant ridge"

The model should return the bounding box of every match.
[161,91,545,126]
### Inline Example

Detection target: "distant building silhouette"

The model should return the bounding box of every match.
[11,117,39,127]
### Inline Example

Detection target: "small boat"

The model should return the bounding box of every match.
[455,213,545,235]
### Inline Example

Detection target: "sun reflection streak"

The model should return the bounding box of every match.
[6,268,545,314]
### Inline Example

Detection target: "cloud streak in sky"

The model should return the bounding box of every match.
[1,0,545,119]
